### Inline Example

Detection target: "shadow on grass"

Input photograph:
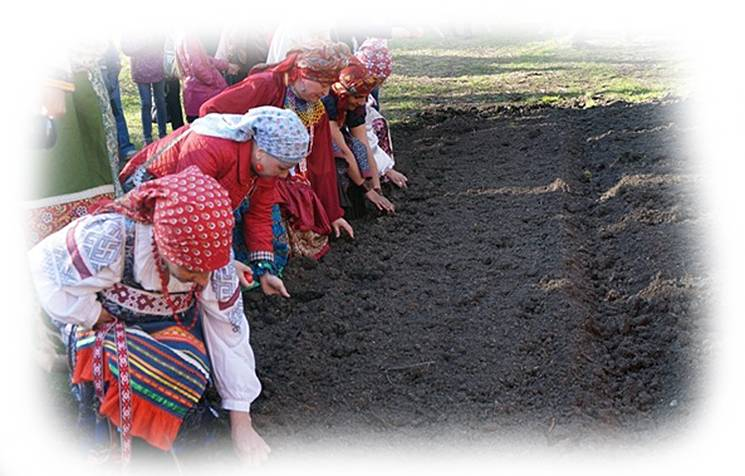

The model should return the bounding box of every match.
[393,53,665,79]
[383,91,584,108]
[599,87,661,97]
[382,87,670,124]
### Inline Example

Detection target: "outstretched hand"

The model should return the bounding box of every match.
[230,411,271,466]
[386,169,409,189]
[365,189,396,214]
[331,217,355,239]
[260,274,290,298]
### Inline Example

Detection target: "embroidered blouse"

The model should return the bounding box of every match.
[28,213,261,412]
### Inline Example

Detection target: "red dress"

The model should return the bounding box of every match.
[119,129,276,258]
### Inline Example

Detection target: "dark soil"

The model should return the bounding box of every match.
[44,100,710,465]
[245,100,710,450]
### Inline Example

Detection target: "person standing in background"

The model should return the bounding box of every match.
[163,35,185,130]
[26,45,122,245]
[121,33,168,144]
[101,42,137,161]
[176,33,238,123]
[265,22,333,64]
[215,25,274,85]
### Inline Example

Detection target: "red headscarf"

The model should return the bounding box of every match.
[330,57,377,126]
[250,41,351,85]
[97,166,234,272]
[334,57,378,97]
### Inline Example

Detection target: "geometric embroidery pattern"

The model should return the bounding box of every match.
[211,262,238,302]
[210,261,243,333]
[25,192,114,247]
[100,282,193,316]
[42,246,80,287]
[79,216,124,274]
[225,298,245,334]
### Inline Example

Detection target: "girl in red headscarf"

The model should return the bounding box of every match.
[321,57,396,216]
[28,167,270,464]
[355,38,409,190]
[199,41,354,259]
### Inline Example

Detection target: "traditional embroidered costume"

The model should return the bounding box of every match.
[355,39,397,175]
[119,107,309,283]
[199,42,350,258]
[322,57,381,211]
[28,168,260,458]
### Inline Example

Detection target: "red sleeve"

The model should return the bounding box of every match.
[199,72,282,116]
[244,177,278,257]
[307,116,344,222]
[118,138,162,182]
[119,126,189,182]
[174,135,223,178]
[175,137,260,212]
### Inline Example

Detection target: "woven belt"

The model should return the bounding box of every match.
[93,321,132,465]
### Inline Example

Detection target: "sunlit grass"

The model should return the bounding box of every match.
[119,34,686,134]
[380,34,686,125]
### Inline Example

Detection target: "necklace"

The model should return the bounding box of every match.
[284,87,326,127]
[283,87,317,167]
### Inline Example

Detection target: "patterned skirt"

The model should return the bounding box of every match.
[71,315,210,451]
[285,221,330,259]
[275,176,331,260]
[331,133,372,177]
[232,202,291,288]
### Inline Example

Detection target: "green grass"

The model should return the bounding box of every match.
[118,33,686,136]
[379,34,686,125]
[119,58,147,149]
[119,59,182,150]
[119,58,146,149]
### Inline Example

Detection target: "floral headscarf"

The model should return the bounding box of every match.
[191,106,310,165]
[355,38,393,85]
[329,58,377,126]
[251,40,351,85]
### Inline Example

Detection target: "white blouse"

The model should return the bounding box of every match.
[27,213,261,412]
[365,95,395,176]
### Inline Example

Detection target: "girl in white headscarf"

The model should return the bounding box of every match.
[119,106,309,296]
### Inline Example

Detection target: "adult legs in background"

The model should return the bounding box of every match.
[152,80,168,138]
[103,69,136,160]
[165,78,184,130]
[137,82,154,144]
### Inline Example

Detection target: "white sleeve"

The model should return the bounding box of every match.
[365,102,395,175]
[27,214,125,330]
[199,259,261,412]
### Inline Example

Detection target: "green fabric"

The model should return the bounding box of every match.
[30,71,115,201]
